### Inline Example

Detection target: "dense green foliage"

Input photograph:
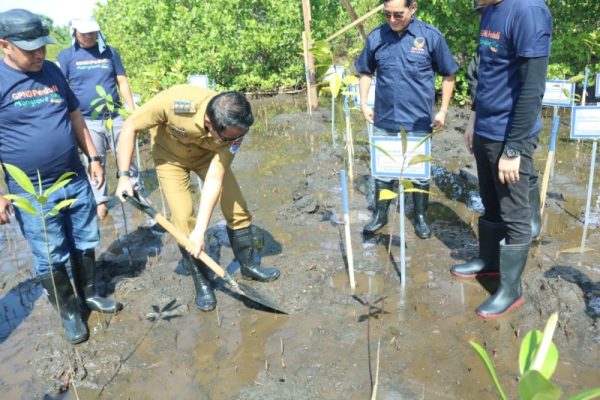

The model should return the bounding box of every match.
[40,0,596,103]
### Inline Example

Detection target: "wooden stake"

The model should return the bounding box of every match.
[340,170,356,290]
[302,31,312,115]
[340,0,367,41]
[326,4,383,43]
[301,0,318,108]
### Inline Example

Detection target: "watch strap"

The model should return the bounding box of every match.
[117,170,131,178]
[88,155,103,163]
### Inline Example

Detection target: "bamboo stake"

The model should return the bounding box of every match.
[340,170,356,289]
[301,0,319,108]
[302,31,313,115]
[540,115,560,217]
[325,4,384,43]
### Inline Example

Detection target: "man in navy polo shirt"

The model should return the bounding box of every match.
[451,0,552,319]
[355,0,458,240]
[0,9,122,344]
[57,16,138,220]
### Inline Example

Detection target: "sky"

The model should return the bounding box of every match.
[0,0,106,27]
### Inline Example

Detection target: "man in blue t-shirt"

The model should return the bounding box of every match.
[355,0,458,240]
[57,16,138,220]
[0,9,122,344]
[451,0,552,319]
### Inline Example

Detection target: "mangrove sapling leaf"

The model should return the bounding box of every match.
[43,172,76,198]
[2,163,35,195]
[469,341,508,400]
[566,388,600,400]
[401,130,408,158]
[518,370,562,400]
[89,97,103,106]
[379,189,398,201]
[519,330,559,380]
[46,199,78,217]
[105,118,113,131]
[95,84,107,97]
[2,195,37,215]
[329,73,342,98]
[530,312,559,373]
[370,143,394,161]
[408,154,433,167]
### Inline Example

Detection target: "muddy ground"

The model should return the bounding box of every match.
[0,95,599,399]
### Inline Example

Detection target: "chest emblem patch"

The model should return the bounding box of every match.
[229,139,243,154]
[414,37,426,48]
[173,100,197,114]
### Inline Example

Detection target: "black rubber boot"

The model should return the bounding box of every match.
[412,182,432,239]
[39,267,89,344]
[179,247,216,311]
[450,218,505,279]
[476,240,530,319]
[362,180,394,235]
[530,177,541,240]
[227,226,280,282]
[71,249,123,313]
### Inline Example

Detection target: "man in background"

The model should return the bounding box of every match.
[0,9,121,344]
[57,16,138,220]
[355,0,458,240]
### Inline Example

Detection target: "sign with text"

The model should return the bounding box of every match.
[188,74,210,88]
[570,106,600,139]
[543,80,575,107]
[370,135,431,179]
[349,77,376,108]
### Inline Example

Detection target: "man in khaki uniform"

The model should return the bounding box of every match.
[116,85,280,311]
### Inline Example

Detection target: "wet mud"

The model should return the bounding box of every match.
[0,96,599,399]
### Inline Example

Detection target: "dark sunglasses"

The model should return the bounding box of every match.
[383,10,406,19]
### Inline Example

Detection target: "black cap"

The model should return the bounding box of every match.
[0,9,55,51]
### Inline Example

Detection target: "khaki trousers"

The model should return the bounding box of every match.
[155,157,252,235]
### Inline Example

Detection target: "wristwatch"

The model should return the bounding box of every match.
[88,155,103,163]
[117,170,131,178]
[502,145,521,159]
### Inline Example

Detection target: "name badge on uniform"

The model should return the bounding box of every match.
[172,100,197,114]
[229,139,243,154]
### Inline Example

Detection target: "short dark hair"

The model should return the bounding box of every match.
[382,0,415,6]
[206,91,254,134]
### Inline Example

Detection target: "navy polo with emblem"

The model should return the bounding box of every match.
[475,0,552,142]
[355,18,458,133]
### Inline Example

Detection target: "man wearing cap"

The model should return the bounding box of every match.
[57,16,138,220]
[355,0,458,240]
[0,9,122,344]
[116,86,280,312]
[451,0,552,319]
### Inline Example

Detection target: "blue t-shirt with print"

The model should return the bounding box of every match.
[0,60,86,190]
[354,18,459,133]
[57,44,126,119]
[475,0,552,141]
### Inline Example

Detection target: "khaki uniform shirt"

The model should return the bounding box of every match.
[129,84,238,169]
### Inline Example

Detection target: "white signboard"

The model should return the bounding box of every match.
[543,80,575,107]
[188,74,210,88]
[570,106,600,139]
[348,77,376,108]
[596,73,600,98]
[370,135,431,179]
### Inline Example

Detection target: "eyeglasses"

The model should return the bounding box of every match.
[214,128,247,143]
[383,10,406,19]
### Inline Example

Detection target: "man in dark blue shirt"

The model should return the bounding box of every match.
[0,9,122,344]
[451,0,552,319]
[355,0,458,240]
[57,16,138,220]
